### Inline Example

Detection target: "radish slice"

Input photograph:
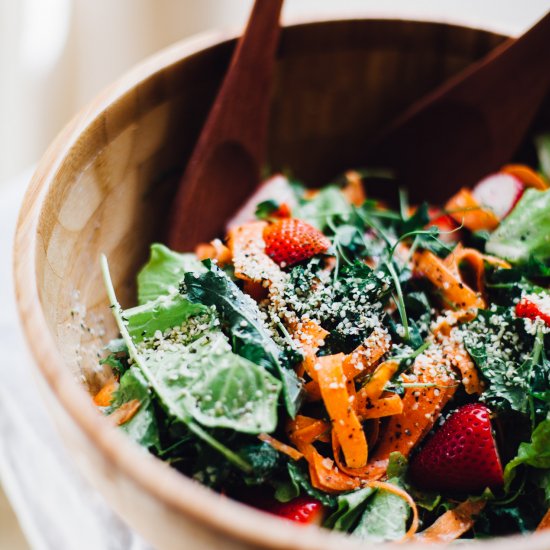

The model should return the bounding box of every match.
[472,173,524,219]
[226,174,297,231]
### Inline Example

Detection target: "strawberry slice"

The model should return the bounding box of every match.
[410,403,504,493]
[270,496,324,524]
[427,207,461,243]
[264,218,331,266]
[516,295,550,326]
[472,173,524,219]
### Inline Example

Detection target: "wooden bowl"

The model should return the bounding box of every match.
[14,17,550,550]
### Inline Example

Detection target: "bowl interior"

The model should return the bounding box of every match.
[19,17,550,548]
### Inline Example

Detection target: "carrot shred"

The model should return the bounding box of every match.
[413,249,485,309]
[258,433,303,461]
[415,499,486,543]
[358,360,399,402]
[537,509,550,531]
[195,238,232,265]
[227,221,282,283]
[292,319,329,381]
[109,399,141,426]
[355,393,404,420]
[445,188,499,231]
[93,378,118,407]
[342,328,391,381]
[502,164,548,190]
[342,171,366,206]
[444,340,484,395]
[316,354,368,469]
[369,355,458,465]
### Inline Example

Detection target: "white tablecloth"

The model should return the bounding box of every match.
[0,171,150,550]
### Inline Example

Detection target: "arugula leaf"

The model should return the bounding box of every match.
[137,243,205,304]
[125,293,210,342]
[486,189,550,263]
[293,185,352,231]
[99,353,127,377]
[110,366,160,449]
[504,416,550,489]
[101,255,252,472]
[352,482,410,542]
[182,262,302,417]
[401,202,430,235]
[324,487,376,531]
[255,199,279,220]
[239,442,283,486]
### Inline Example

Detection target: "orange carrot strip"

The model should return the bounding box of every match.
[414,249,485,309]
[195,238,232,265]
[415,499,486,543]
[355,394,403,420]
[316,354,368,469]
[93,378,118,407]
[292,319,329,381]
[369,357,458,466]
[228,221,282,283]
[342,171,366,206]
[109,399,141,426]
[502,164,548,190]
[258,433,303,461]
[288,415,330,444]
[445,188,499,231]
[443,340,484,395]
[359,360,399,402]
[342,328,391,381]
[307,447,361,492]
[537,509,550,531]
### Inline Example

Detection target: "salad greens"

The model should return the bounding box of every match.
[96,153,550,543]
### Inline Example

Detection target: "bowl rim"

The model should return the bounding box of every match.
[13,15,550,550]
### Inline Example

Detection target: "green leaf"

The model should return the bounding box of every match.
[124,292,209,342]
[535,133,550,180]
[101,255,252,472]
[504,416,550,489]
[137,243,206,304]
[294,185,352,231]
[352,481,410,543]
[324,488,375,531]
[286,462,337,507]
[110,366,160,449]
[486,189,550,264]
[183,263,302,417]
[255,199,279,220]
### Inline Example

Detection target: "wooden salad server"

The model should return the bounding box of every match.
[168,0,284,250]
[368,10,550,202]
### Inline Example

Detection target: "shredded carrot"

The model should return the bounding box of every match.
[358,360,399,402]
[227,221,282,283]
[445,188,499,231]
[288,415,330,444]
[431,309,477,338]
[316,354,368,469]
[415,499,486,543]
[292,319,329,381]
[342,329,391,381]
[369,355,457,465]
[109,399,141,426]
[195,238,232,265]
[414,249,485,309]
[444,340,484,395]
[355,393,404,420]
[537,509,550,531]
[502,164,548,190]
[342,171,366,206]
[258,433,303,461]
[93,378,118,407]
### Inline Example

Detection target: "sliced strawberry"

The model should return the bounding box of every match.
[270,496,324,524]
[472,173,524,219]
[264,218,331,266]
[516,295,550,326]
[427,207,461,243]
[410,403,503,493]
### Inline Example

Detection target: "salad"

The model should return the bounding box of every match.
[95,136,550,543]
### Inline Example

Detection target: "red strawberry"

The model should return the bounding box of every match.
[472,172,524,219]
[270,496,324,524]
[427,208,461,243]
[264,218,331,266]
[516,295,550,326]
[410,403,503,493]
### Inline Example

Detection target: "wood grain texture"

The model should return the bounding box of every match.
[13,18,550,550]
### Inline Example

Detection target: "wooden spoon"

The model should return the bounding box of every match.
[367,10,550,203]
[168,0,284,250]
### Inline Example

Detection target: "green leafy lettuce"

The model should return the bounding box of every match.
[486,189,550,264]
